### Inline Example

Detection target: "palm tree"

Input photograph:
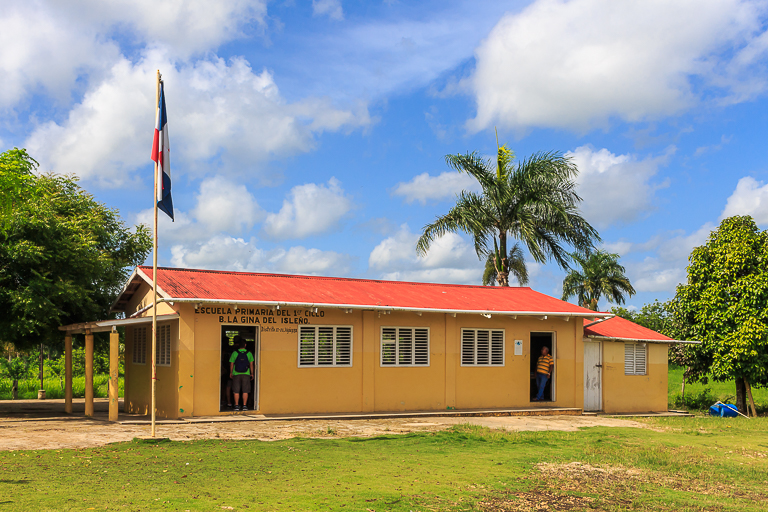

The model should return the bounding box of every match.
[416,141,600,286]
[561,250,636,310]
[483,243,529,286]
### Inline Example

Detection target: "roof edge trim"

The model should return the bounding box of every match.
[167,297,611,318]
[136,267,172,300]
[585,334,699,344]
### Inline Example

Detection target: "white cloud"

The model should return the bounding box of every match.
[368,225,484,284]
[0,3,118,108]
[656,224,714,262]
[0,1,267,109]
[171,235,259,271]
[721,176,768,225]
[312,0,344,21]
[71,0,268,57]
[392,171,480,204]
[633,265,687,294]
[193,176,264,233]
[601,241,634,257]
[467,0,767,132]
[263,178,353,239]
[25,53,370,186]
[135,175,262,247]
[170,236,351,275]
[606,222,715,293]
[268,246,352,274]
[567,145,671,228]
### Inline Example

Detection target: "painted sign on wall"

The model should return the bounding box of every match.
[196,306,325,325]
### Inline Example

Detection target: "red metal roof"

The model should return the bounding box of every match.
[131,266,604,316]
[583,316,672,342]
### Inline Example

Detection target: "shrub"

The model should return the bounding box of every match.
[672,388,718,410]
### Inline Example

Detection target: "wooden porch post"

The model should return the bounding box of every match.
[64,334,73,414]
[109,327,119,421]
[85,330,94,417]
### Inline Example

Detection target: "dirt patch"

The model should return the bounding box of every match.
[479,488,598,511]
[0,402,649,452]
[0,417,447,451]
[537,461,646,482]
[534,461,764,507]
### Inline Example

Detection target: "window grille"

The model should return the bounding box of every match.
[381,327,429,366]
[624,342,647,375]
[156,324,172,366]
[298,326,353,367]
[461,329,504,366]
[132,326,147,364]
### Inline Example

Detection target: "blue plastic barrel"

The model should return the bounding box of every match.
[709,404,738,417]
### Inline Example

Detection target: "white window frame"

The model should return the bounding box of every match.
[132,326,147,365]
[297,325,353,368]
[156,323,172,367]
[624,342,647,375]
[460,328,505,366]
[380,326,430,367]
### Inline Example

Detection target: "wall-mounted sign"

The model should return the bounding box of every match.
[196,306,325,325]
[514,339,523,356]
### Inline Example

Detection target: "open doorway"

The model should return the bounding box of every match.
[220,325,258,412]
[530,332,555,402]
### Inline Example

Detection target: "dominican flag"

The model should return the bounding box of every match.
[151,81,174,220]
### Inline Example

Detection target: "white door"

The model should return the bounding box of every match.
[583,341,602,411]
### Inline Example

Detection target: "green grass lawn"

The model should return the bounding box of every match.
[1,419,766,511]
[668,366,768,412]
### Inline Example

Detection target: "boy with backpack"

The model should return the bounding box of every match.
[229,336,255,411]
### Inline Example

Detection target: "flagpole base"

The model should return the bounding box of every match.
[134,436,171,443]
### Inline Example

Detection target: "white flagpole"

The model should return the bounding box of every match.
[151,69,160,438]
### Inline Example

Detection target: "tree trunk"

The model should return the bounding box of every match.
[735,378,748,414]
[681,372,686,405]
[498,230,508,287]
[11,379,18,400]
[745,377,758,417]
[39,343,44,391]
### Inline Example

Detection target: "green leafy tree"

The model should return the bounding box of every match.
[668,216,768,413]
[417,142,600,286]
[0,148,152,350]
[561,250,636,310]
[0,357,30,399]
[611,300,671,334]
[45,356,66,390]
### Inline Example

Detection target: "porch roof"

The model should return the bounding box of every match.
[58,313,180,334]
[583,316,698,344]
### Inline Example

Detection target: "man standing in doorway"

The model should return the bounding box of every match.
[229,336,255,411]
[534,346,554,401]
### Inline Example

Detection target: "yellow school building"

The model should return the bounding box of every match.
[60,266,689,419]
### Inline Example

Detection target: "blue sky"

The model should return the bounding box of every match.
[2,0,768,310]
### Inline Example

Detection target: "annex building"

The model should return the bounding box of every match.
[60,266,687,420]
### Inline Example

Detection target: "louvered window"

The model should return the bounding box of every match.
[461,329,504,366]
[298,326,353,367]
[624,342,647,375]
[381,327,429,366]
[132,326,147,364]
[156,324,172,366]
